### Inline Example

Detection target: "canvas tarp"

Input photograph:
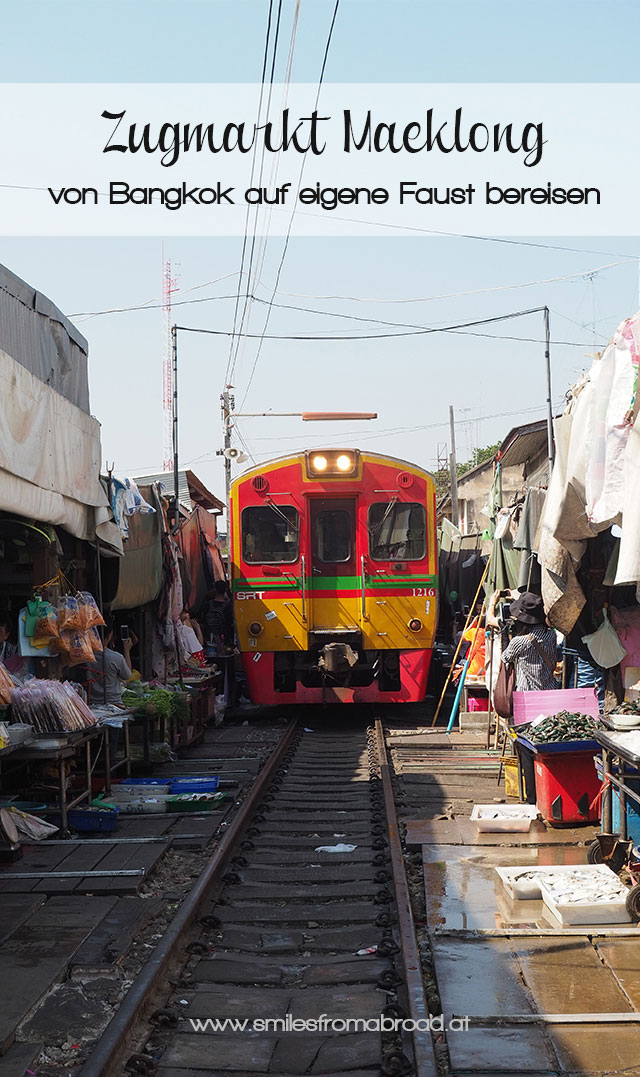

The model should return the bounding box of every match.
[0,349,120,548]
[110,486,164,611]
[178,505,225,615]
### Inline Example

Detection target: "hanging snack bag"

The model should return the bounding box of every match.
[58,629,95,666]
[0,662,14,705]
[57,595,82,631]
[77,592,105,630]
[35,605,59,640]
[89,627,104,652]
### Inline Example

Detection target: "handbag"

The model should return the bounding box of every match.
[528,634,560,687]
[494,658,516,719]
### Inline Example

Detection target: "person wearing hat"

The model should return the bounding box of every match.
[487,590,559,692]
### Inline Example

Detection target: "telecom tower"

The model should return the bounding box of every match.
[161,258,180,472]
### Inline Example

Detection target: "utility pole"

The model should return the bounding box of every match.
[543,306,555,479]
[449,404,459,528]
[171,325,179,531]
[220,389,234,570]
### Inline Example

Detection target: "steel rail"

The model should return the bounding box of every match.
[374,719,438,1077]
[81,718,299,1077]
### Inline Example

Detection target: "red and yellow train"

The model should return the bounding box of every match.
[229,448,438,704]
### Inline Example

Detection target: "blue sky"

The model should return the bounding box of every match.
[1,0,638,508]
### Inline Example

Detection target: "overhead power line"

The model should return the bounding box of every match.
[69,257,632,321]
[173,303,596,346]
[239,0,342,408]
[224,0,279,387]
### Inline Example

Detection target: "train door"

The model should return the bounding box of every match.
[309,498,357,631]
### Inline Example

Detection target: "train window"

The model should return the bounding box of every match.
[368,502,426,561]
[316,510,351,563]
[241,506,299,563]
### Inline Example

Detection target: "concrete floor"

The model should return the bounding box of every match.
[396,727,640,1076]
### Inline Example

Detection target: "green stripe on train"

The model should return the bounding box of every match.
[233,575,437,591]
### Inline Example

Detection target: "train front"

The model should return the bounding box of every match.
[229,449,437,704]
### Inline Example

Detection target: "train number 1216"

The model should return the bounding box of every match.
[412,587,436,597]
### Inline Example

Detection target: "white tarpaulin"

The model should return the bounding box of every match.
[0,348,118,546]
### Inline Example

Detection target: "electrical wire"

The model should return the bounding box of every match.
[68,257,632,320]
[229,0,302,386]
[227,0,285,386]
[223,0,278,387]
[239,0,341,408]
[173,303,595,345]
[273,259,634,304]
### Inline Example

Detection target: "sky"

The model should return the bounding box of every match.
[1,0,639,516]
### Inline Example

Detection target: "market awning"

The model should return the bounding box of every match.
[0,349,121,551]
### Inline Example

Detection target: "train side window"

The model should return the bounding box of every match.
[368,502,426,561]
[241,506,299,563]
[316,509,351,563]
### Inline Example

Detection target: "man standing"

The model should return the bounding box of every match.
[0,618,16,664]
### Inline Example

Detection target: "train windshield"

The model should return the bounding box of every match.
[241,505,299,563]
[368,501,426,561]
[316,509,351,563]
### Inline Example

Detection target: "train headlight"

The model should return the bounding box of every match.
[305,449,359,478]
[249,621,263,635]
[408,618,423,632]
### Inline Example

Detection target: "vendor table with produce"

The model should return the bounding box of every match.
[121,671,220,765]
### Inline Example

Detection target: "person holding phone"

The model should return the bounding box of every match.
[78,621,133,704]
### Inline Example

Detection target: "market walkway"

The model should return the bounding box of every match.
[0,718,280,1075]
[390,725,640,1076]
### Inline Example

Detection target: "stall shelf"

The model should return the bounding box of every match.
[594,729,640,838]
[6,726,105,831]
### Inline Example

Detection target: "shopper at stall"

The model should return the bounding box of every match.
[72,623,133,704]
[178,608,206,667]
[486,590,559,691]
[0,617,16,662]
[201,580,233,655]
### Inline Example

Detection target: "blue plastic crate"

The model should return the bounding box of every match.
[67,806,120,832]
[121,777,171,786]
[169,776,220,794]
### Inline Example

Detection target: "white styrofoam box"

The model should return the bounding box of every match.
[496,863,631,923]
[7,723,33,745]
[110,797,167,814]
[538,867,630,925]
[471,804,540,833]
[496,865,551,900]
[111,784,171,798]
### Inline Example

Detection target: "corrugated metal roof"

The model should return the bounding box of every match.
[132,469,224,513]
[498,419,549,468]
[0,262,89,412]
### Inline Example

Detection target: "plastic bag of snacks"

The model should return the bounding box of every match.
[77,592,105,630]
[57,595,82,631]
[57,629,95,666]
[0,664,13,705]
[89,627,103,652]
[35,606,59,640]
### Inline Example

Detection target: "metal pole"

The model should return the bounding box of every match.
[544,306,555,476]
[449,404,459,528]
[171,325,179,531]
[221,390,232,575]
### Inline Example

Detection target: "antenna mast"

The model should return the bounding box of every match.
[162,257,180,472]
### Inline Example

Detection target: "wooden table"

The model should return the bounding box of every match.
[7,727,104,832]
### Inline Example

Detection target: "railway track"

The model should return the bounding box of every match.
[81,719,440,1077]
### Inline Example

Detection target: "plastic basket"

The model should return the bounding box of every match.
[167,792,225,813]
[169,777,219,794]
